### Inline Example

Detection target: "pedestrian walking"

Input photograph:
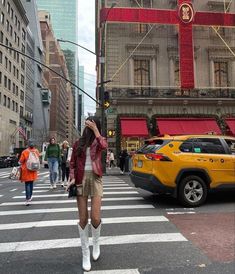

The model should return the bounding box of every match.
[109,149,115,168]
[60,140,70,187]
[119,149,129,174]
[19,139,40,206]
[45,137,60,189]
[67,116,107,272]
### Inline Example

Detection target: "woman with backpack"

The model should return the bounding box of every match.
[19,139,40,206]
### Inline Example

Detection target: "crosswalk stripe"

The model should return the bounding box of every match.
[0,175,10,178]
[0,205,154,216]
[22,190,49,193]
[1,197,144,206]
[10,189,17,192]
[0,195,3,197]
[89,270,140,274]
[0,216,168,230]
[35,183,129,187]
[33,186,133,190]
[0,233,187,253]
[13,191,139,199]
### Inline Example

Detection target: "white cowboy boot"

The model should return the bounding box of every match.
[91,222,101,261]
[78,223,91,271]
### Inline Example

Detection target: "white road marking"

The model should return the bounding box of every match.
[167,212,196,215]
[13,191,139,199]
[0,233,187,253]
[1,197,144,206]
[22,190,48,193]
[42,175,49,178]
[10,189,17,192]
[33,185,131,189]
[0,175,10,178]
[0,195,3,197]
[89,269,140,274]
[0,216,168,230]
[0,204,154,216]
[38,172,49,175]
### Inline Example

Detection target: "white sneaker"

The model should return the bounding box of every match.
[50,185,53,189]
[61,183,64,187]
[53,183,57,189]
[25,200,30,206]
[29,196,33,202]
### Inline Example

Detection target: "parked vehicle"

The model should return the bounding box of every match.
[130,134,235,207]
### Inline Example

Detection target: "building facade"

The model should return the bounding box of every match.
[36,0,81,133]
[22,0,49,148]
[39,11,74,144]
[0,0,29,155]
[96,0,235,156]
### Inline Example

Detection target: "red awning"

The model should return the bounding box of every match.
[120,118,149,137]
[225,118,235,135]
[156,118,221,135]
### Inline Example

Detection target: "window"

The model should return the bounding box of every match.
[15,102,18,112]
[0,71,1,84]
[5,56,8,69]
[20,90,24,101]
[14,15,17,26]
[12,100,15,111]
[9,25,12,36]
[174,60,180,86]
[0,50,2,63]
[21,44,25,53]
[22,28,26,40]
[21,75,24,85]
[134,59,150,86]
[194,138,226,154]
[10,8,13,19]
[20,106,23,116]
[3,94,6,106]
[6,19,9,31]
[16,85,18,96]
[225,139,235,155]
[7,2,10,13]
[7,97,10,108]
[214,61,229,87]
[21,59,25,70]
[4,75,7,87]
[1,0,6,6]
[8,60,11,72]
[13,83,15,93]
[8,78,11,90]
[1,12,4,25]
[0,31,3,43]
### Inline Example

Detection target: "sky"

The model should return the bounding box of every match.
[77,1,96,116]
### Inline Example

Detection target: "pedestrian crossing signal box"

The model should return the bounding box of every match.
[107,130,115,137]
[104,91,110,109]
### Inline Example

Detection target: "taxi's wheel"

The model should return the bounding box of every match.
[178,175,208,207]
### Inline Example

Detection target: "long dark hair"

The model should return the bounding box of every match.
[77,116,101,156]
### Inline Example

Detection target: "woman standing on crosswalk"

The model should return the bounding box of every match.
[68,116,107,272]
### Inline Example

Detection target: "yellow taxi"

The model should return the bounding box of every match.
[130,135,235,207]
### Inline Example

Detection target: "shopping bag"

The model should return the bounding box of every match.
[9,166,21,180]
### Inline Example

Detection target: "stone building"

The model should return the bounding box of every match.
[0,0,28,155]
[39,11,74,144]
[96,0,235,156]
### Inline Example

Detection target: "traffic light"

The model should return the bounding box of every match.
[107,129,115,137]
[104,91,110,109]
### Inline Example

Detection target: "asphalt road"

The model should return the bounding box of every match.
[0,167,234,274]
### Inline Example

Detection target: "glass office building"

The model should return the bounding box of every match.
[36,0,78,51]
[36,0,80,129]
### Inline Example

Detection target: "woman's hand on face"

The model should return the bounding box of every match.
[65,178,75,191]
[85,120,98,132]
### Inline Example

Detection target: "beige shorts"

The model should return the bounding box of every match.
[78,171,103,197]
